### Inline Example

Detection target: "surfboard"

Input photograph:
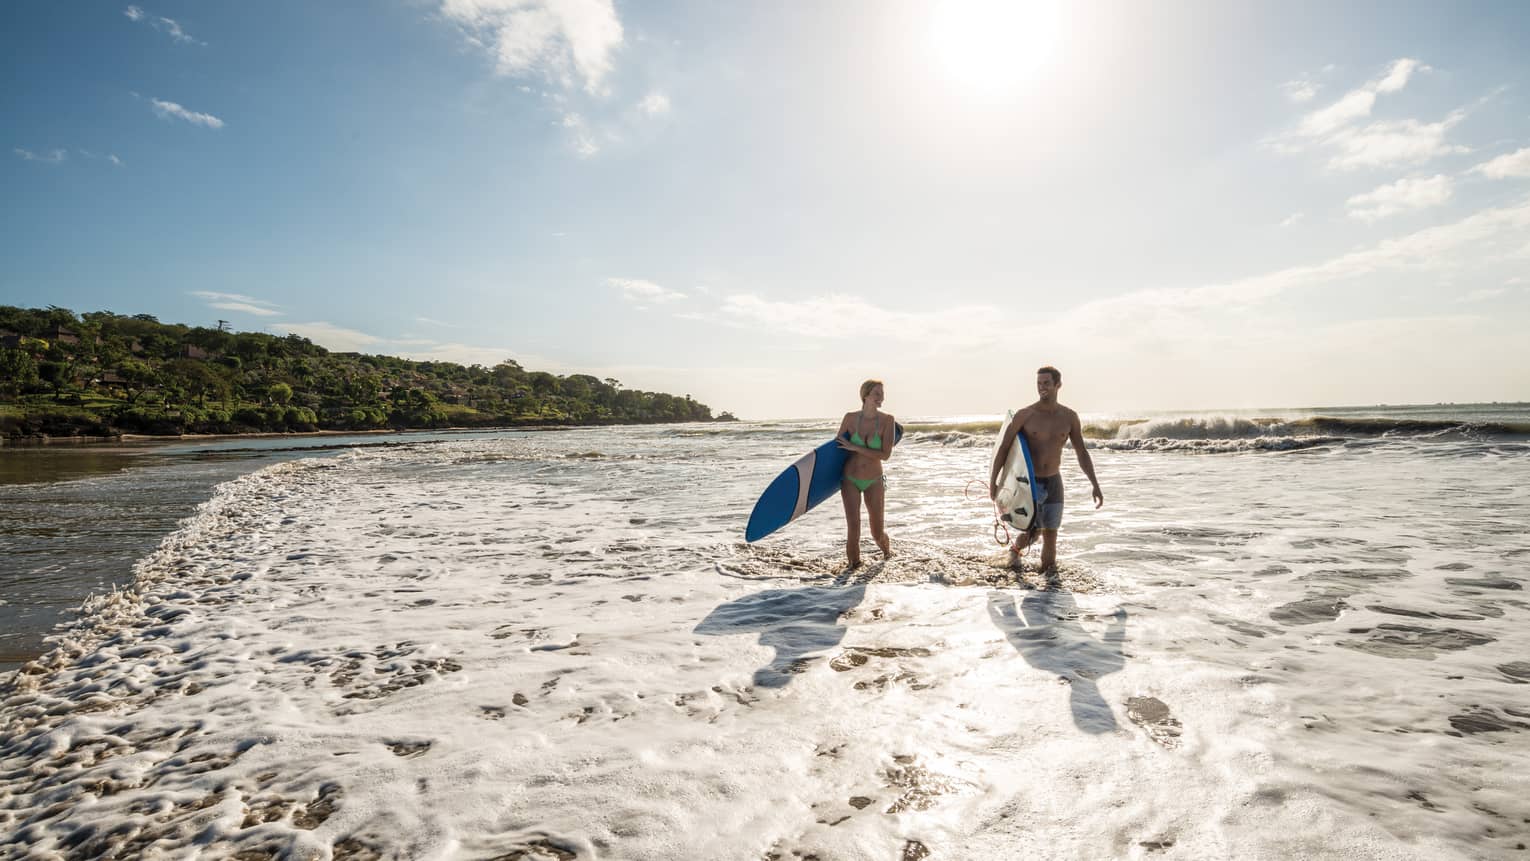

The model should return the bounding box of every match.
[745,422,905,543]
[992,411,1039,532]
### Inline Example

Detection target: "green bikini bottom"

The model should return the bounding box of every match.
[846,475,883,492]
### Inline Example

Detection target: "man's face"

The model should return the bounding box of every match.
[1036,373,1057,401]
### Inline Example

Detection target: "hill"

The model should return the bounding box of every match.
[0,306,730,440]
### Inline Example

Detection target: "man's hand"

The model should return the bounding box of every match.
[1092,484,1104,509]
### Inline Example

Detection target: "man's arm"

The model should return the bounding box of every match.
[1068,410,1104,508]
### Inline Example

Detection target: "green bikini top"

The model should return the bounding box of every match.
[849,431,882,450]
[849,414,883,450]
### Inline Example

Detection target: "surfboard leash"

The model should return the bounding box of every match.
[965,478,1020,549]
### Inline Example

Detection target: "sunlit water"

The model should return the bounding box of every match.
[2,413,1528,859]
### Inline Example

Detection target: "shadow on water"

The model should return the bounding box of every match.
[987,589,1128,734]
[695,582,868,688]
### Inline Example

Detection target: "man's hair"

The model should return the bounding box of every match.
[860,378,883,400]
[1037,366,1061,385]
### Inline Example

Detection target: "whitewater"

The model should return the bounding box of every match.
[3,411,1529,859]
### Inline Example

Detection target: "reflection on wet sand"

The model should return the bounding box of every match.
[695,584,868,688]
[987,589,1127,734]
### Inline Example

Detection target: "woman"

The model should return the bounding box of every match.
[836,379,896,569]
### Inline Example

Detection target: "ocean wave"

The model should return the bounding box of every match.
[1103,415,1530,442]
[904,430,988,448]
[1093,436,1347,454]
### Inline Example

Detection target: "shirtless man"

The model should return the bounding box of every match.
[989,366,1104,573]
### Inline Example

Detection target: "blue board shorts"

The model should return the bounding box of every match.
[1034,474,1064,530]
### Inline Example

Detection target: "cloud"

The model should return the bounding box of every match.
[1325,112,1468,171]
[1296,59,1420,137]
[560,111,598,156]
[124,5,203,44]
[1281,80,1318,103]
[607,277,685,304]
[109,154,123,166]
[268,322,384,352]
[415,316,464,328]
[1274,58,1465,171]
[13,147,67,163]
[440,0,624,95]
[212,302,281,317]
[1060,197,1530,342]
[638,90,670,116]
[1346,174,1454,222]
[151,98,224,128]
[1279,212,1304,228]
[1472,146,1530,180]
[191,291,281,317]
[714,293,1000,347]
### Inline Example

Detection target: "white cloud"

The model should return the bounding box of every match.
[1472,146,1530,179]
[715,293,1001,347]
[153,16,197,44]
[558,112,599,157]
[14,147,66,163]
[191,291,282,316]
[1325,113,1468,171]
[415,316,464,328]
[1281,79,1318,103]
[1275,58,1465,171]
[151,98,224,128]
[638,90,670,116]
[607,277,685,304]
[1296,59,1421,139]
[124,5,203,44]
[440,0,624,95]
[1346,174,1454,222]
[1374,57,1420,93]
[109,154,123,166]
[1279,212,1304,228]
[211,302,281,317]
[268,322,384,352]
[1298,87,1380,138]
[1059,196,1530,342]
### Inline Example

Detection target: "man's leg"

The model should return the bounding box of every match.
[1008,528,1037,568]
[1039,529,1058,573]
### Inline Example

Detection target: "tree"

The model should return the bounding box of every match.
[0,349,38,397]
[118,359,159,405]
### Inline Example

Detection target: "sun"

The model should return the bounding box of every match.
[924,0,1065,100]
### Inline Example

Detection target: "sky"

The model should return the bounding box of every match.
[3,1,1529,419]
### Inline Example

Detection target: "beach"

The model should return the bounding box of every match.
[2,409,1528,859]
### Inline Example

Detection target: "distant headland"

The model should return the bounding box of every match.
[0,306,733,442]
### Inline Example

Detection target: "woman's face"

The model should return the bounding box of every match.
[863,384,884,408]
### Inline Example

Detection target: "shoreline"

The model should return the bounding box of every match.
[1,419,739,450]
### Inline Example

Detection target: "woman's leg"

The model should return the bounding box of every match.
[865,478,891,558]
[839,480,863,567]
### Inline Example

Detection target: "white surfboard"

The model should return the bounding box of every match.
[992,411,1039,531]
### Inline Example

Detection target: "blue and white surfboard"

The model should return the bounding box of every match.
[745,423,905,543]
[992,411,1040,531]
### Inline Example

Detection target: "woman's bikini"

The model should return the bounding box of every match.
[846,411,884,492]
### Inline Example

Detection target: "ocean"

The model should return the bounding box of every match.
[1,404,1528,859]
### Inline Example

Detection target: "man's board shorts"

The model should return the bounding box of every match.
[1034,474,1064,530]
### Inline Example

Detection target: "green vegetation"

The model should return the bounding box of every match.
[0,306,727,440]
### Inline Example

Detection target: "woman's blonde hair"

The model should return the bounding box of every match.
[859,378,883,400]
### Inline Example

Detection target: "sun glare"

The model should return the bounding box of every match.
[925,0,1065,100]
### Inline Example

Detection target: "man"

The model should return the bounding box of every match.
[990,366,1104,573]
